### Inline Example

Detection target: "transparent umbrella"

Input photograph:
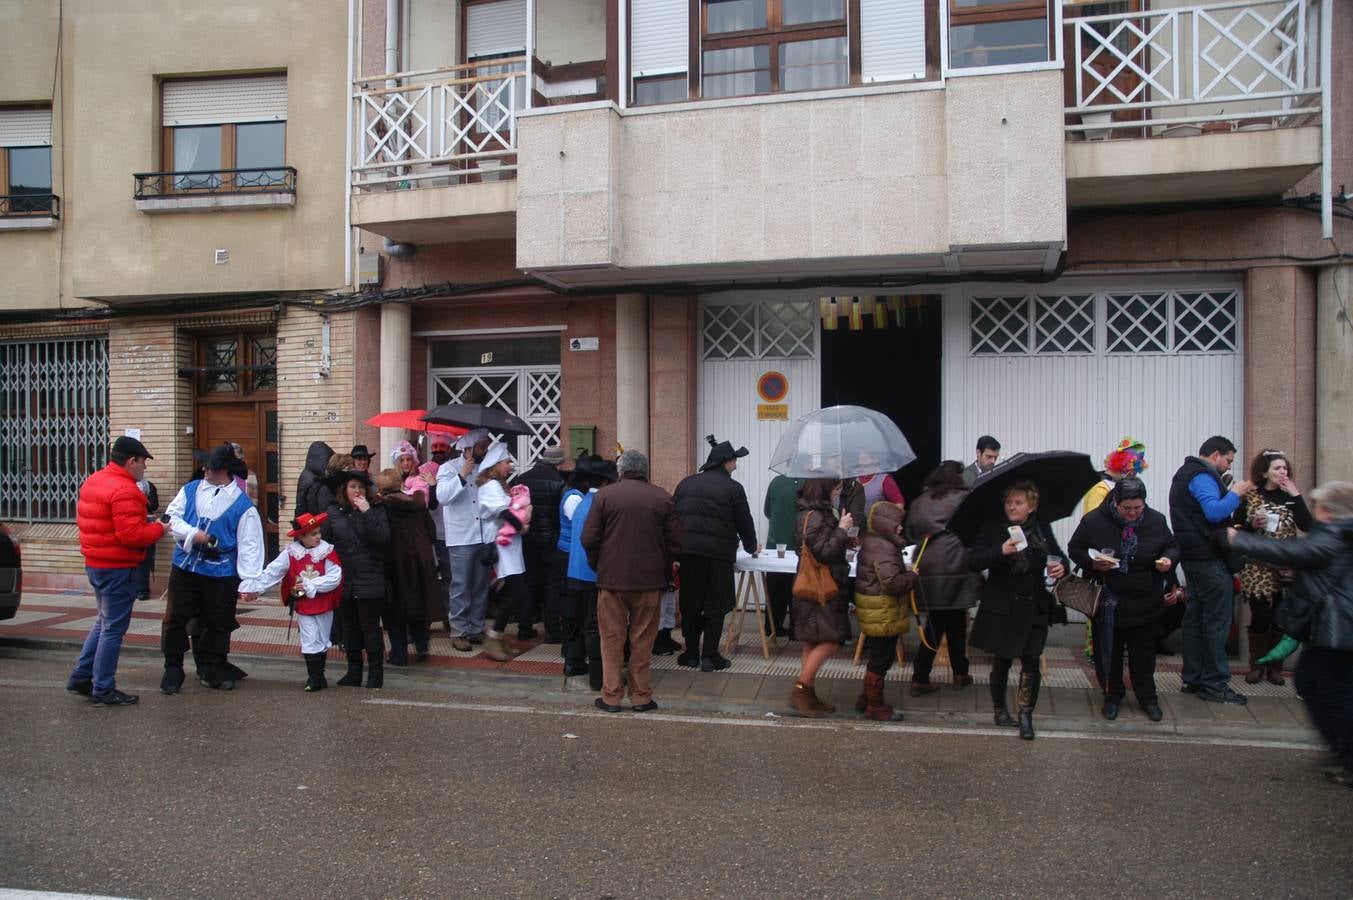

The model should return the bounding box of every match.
[768,405,916,479]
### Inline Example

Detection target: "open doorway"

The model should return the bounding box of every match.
[819,295,943,501]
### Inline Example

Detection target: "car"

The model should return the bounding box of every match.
[0,523,20,620]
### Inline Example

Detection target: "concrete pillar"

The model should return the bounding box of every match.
[615,293,649,455]
[1316,265,1353,483]
[378,302,411,466]
[648,295,698,491]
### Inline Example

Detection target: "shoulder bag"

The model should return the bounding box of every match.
[1054,573,1102,618]
[792,512,839,606]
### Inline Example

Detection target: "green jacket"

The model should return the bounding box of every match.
[764,475,802,548]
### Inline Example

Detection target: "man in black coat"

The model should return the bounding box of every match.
[294,441,335,517]
[672,435,759,671]
[511,445,567,642]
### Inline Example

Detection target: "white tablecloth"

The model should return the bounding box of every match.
[735,548,856,578]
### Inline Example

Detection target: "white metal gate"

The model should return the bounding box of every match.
[697,297,821,543]
[429,365,560,467]
[941,278,1244,546]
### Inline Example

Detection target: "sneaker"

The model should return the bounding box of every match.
[90,689,139,707]
[700,654,732,673]
[1198,686,1248,705]
[451,637,473,652]
[1143,703,1164,722]
[66,679,93,697]
[1180,682,1202,694]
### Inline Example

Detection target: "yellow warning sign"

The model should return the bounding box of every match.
[757,404,789,421]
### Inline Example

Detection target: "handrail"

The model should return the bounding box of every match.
[133,166,298,199]
[354,56,529,89]
[0,193,60,218]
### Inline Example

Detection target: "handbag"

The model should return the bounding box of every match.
[1054,573,1102,618]
[475,511,498,568]
[792,513,839,606]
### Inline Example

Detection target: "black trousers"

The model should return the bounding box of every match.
[679,554,734,659]
[492,573,528,634]
[1246,592,1282,633]
[1093,620,1159,705]
[863,634,896,676]
[162,566,239,666]
[520,544,566,635]
[340,590,385,660]
[1296,647,1353,772]
[911,609,971,683]
[561,579,602,684]
[764,572,794,636]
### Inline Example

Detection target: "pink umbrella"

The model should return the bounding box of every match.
[365,409,467,438]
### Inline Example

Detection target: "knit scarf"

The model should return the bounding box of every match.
[1094,504,1144,687]
[1104,502,1142,572]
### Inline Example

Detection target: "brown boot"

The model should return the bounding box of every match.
[482,631,512,662]
[862,672,903,722]
[808,682,836,714]
[1266,662,1286,686]
[789,681,828,718]
[1245,632,1268,684]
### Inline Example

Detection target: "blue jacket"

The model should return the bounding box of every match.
[566,491,598,583]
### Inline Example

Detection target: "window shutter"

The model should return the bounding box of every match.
[467,0,527,58]
[0,108,52,147]
[162,75,288,127]
[860,0,926,83]
[631,0,689,77]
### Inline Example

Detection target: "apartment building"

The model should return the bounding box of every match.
[351,0,1350,536]
[2,0,1349,585]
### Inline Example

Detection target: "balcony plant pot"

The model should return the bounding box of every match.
[1160,124,1202,138]
[1200,121,1232,135]
[1237,117,1274,131]
[1081,110,1114,142]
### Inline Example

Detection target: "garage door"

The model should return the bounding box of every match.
[941,280,1244,547]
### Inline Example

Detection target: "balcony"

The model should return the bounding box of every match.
[0,194,59,231]
[1063,0,1325,207]
[132,167,298,213]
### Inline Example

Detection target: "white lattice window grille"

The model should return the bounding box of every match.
[1173,290,1239,352]
[969,296,1030,355]
[701,301,816,361]
[1194,2,1304,100]
[0,338,110,522]
[1033,294,1096,354]
[1106,292,1170,353]
[431,365,560,467]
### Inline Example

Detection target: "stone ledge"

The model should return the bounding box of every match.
[134,193,296,214]
[0,216,58,231]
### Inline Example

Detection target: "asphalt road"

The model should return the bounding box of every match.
[2,650,1350,899]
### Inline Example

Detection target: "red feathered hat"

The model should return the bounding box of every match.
[288,512,327,538]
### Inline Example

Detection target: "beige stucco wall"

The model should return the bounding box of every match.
[26,0,349,305]
[516,71,1066,273]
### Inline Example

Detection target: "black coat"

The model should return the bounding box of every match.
[1068,502,1180,628]
[672,467,757,562]
[323,500,390,599]
[904,489,980,612]
[295,441,334,517]
[967,517,1065,659]
[1233,518,1353,652]
[380,491,442,624]
[511,461,564,549]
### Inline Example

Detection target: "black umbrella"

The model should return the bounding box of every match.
[421,403,532,437]
[947,451,1100,544]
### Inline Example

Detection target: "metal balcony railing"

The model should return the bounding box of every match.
[0,193,60,218]
[352,58,527,190]
[1065,0,1323,136]
[133,166,298,199]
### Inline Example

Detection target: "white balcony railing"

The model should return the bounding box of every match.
[352,58,527,189]
[1065,0,1322,134]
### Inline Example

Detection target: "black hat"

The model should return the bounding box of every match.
[326,468,374,491]
[574,454,618,483]
[204,445,237,473]
[350,444,372,460]
[112,435,153,459]
[700,434,749,472]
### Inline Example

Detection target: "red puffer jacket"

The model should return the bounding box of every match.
[77,463,166,568]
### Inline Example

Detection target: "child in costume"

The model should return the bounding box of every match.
[243,512,344,691]
[494,483,533,546]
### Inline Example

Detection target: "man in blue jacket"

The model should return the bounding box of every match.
[1168,435,1253,704]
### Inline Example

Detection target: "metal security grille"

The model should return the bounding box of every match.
[430,365,560,467]
[0,338,110,522]
[971,290,1239,356]
[701,299,816,360]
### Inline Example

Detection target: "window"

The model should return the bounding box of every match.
[631,0,691,105]
[701,0,849,98]
[947,0,1051,70]
[161,76,288,192]
[634,74,689,105]
[465,0,528,131]
[0,107,54,215]
[194,332,277,396]
[701,300,816,360]
[0,338,109,523]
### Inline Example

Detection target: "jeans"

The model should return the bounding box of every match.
[70,566,138,695]
[1181,559,1235,692]
[448,543,490,637]
[1295,646,1353,771]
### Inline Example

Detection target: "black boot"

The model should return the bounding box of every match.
[701,613,730,671]
[991,664,1015,727]
[160,664,186,695]
[677,623,701,668]
[1017,670,1041,741]
[303,653,327,692]
[365,625,385,689]
[652,628,681,656]
[336,651,363,687]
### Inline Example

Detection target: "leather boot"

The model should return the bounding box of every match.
[991,665,1015,726]
[701,613,729,670]
[336,652,363,687]
[482,630,512,662]
[1017,670,1041,741]
[808,681,835,714]
[789,681,829,718]
[303,653,327,692]
[862,671,903,722]
[677,624,702,667]
[160,664,186,696]
[1245,631,1267,684]
[364,627,385,688]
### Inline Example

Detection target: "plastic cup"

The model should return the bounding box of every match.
[776,543,787,558]
[847,526,860,538]
[1265,515,1280,534]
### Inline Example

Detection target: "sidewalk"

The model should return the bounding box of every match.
[1,588,1319,744]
